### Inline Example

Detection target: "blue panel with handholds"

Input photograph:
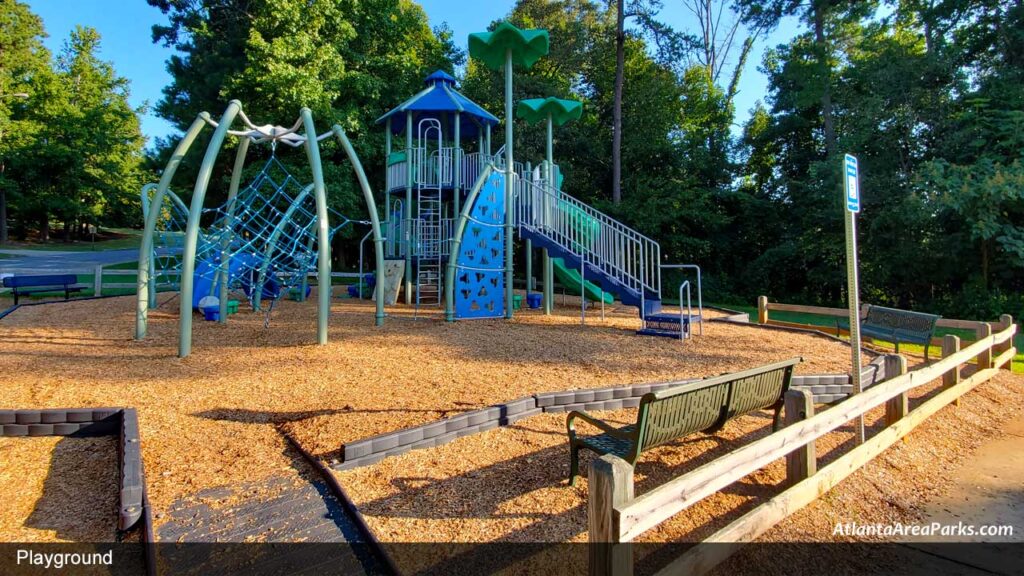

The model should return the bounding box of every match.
[454,171,505,319]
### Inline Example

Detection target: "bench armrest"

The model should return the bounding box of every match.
[566,410,632,442]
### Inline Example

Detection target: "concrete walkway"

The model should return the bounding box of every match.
[900,415,1024,574]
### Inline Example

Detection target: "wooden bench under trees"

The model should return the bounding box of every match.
[566,357,801,485]
[837,304,941,359]
[2,274,84,305]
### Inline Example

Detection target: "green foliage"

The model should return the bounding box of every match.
[1,2,146,243]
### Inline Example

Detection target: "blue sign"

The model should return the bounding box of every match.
[844,154,860,213]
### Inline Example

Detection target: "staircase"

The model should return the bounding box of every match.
[514,177,700,339]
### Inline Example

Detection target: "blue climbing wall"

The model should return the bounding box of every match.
[454,172,506,319]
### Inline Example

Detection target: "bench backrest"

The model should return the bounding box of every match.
[864,305,940,335]
[633,358,801,456]
[2,274,78,288]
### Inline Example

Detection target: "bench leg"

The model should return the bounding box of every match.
[771,404,784,432]
[895,341,900,354]
[569,444,580,486]
[12,291,18,306]
[925,343,930,362]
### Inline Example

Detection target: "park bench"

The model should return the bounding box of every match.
[2,274,84,305]
[566,357,801,485]
[837,304,940,360]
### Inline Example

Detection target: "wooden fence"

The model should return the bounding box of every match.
[88,266,361,297]
[588,319,1017,576]
[756,296,993,345]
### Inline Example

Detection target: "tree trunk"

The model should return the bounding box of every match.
[813,4,836,156]
[612,0,625,205]
[39,213,49,242]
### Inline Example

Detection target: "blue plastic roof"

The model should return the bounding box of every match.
[377,70,499,139]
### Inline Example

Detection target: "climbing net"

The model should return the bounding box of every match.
[149,154,365,313]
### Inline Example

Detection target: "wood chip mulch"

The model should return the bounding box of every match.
[333,370,1023,574]
[1,293,868,540]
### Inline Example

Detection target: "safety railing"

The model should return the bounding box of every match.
[662,264,702,335]
[385,159,407,193]
[516,178,661,299]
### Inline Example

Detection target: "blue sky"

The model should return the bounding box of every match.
[27,0,799,147]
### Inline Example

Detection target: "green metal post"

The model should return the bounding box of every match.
[136,115,208,340]
[544,112,554,314]
[178,102,241,357]
[219,137,249,321]
[445,165,494,321]
[525,160,532,298]
[300,108,332,346]
[504,48,514,319]
[334,126,386,326]
[405,112,413,305]
[486,124,491,156]
[454,111,461,222]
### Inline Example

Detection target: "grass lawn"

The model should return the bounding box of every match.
[711,302,1024,374]
[1,228,142,252]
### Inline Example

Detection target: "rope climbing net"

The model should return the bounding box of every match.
[148,154,366,313]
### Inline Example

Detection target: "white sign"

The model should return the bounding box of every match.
[845,154,860,213]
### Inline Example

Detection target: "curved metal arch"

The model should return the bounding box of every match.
[332,125,386,326]
[178,100,243,358]
[218,137,251,323]
[140,183,191,308]
[299,108,332,345]
[135,114,210,340]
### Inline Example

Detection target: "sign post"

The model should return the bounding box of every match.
[844,153,865,445]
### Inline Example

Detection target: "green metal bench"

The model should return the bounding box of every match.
[566,357,801,485]
[837,304,940,360]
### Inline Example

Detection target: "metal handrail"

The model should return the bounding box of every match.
[661,264,702,335]
[515,177,661,299]
[679,280,692,341]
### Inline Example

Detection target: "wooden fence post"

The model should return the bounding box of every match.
[784,389,815,484]
[757,296,768,324]
[976,323,992,371]
[942,335,961,396]
[589,454,634,576]
[996,315,1014,371]
[94,265,103,297]
[884,355,909,426]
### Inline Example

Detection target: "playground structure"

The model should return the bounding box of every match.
[134,22,705,359]
[378,22,704,332]
[134,103,385,358]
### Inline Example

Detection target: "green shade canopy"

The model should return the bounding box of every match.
[468,22,549,71]
[516,97,583,126]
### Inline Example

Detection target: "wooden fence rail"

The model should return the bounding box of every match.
[588,320,1016,576]
[89,266,362,296]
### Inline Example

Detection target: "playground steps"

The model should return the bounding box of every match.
[636,312,701,339]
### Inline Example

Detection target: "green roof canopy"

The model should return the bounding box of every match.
[516,97,583,126]
[468,22,549,71]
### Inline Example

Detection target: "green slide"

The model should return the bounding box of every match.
[551,257,614,304]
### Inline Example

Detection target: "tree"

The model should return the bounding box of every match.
[0,0,49,244]
[608,0,683,204]
[7,26,146,240]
